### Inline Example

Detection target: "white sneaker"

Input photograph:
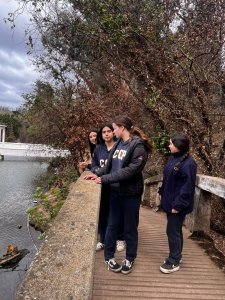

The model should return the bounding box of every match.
[96,242,104,251]
[116,240,126,252]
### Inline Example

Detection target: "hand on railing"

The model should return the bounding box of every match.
[83,174,98,180]
[83,174,101,184]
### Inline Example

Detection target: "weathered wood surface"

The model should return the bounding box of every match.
[92,206,225,300]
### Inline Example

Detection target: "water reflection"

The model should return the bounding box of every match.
[0,160,48,300]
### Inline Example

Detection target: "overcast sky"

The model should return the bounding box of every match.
[0,0,39,109]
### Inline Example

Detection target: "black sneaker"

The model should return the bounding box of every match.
[105,258,122,272]
[121,259,134,274]
[160,262,180,274]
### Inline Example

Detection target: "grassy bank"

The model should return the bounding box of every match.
[27,157,79,233]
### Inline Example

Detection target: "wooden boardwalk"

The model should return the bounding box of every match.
[92,206,225,299]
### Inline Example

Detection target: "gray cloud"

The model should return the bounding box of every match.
[0,0,39,109]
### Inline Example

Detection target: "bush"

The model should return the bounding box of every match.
[152,127,170,156]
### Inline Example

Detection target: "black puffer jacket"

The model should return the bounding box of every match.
[94,136,148,196]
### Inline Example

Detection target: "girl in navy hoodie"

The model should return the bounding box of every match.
[91,124,126,252]
[159,133,197,274]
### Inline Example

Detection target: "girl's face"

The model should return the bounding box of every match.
[169,139,179,153]
[89,131,97,144]
[102,126,114,142]
[112,123,123,139]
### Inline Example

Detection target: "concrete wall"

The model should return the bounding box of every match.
[16,172,101,300]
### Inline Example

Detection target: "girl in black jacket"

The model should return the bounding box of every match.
[85,115,152,274]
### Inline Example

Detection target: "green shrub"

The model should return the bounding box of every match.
[152,127,170,156]
[33,187,47,200]
[27,206,49,232]
[27,158,78,233]
[47,175,58,188]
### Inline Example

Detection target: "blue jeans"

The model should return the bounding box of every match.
[104,189,141,262]
[166,213,185,265]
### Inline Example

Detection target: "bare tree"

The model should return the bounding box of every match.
[10,0,225,175]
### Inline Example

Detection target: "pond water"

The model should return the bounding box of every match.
[0,159,48,300]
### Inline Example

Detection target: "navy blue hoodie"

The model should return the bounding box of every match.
[160,152,197,215]
[91,144,111,173]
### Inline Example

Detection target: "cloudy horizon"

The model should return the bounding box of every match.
[0,0,40,109]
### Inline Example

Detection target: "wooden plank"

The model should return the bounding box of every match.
[92,207,225,300]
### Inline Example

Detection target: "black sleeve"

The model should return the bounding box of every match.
[94,165,107,176]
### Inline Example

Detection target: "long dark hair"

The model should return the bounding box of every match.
[97,123,116,144]
[113,115,152,154]
[88,129,98,156]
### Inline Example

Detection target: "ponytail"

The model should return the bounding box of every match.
[131,127,153,154]
[174,152,189,171]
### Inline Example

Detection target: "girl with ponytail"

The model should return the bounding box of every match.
[84,115,152,274]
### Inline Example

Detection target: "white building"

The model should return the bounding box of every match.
[0,124,6,143]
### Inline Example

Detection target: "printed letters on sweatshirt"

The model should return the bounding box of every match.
[113,149,127,160]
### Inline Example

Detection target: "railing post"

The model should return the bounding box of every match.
[185,186,211,233]
[143,175,163,209]
[142,182,150,206]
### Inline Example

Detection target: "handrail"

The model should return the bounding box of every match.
[143,174,225,233]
